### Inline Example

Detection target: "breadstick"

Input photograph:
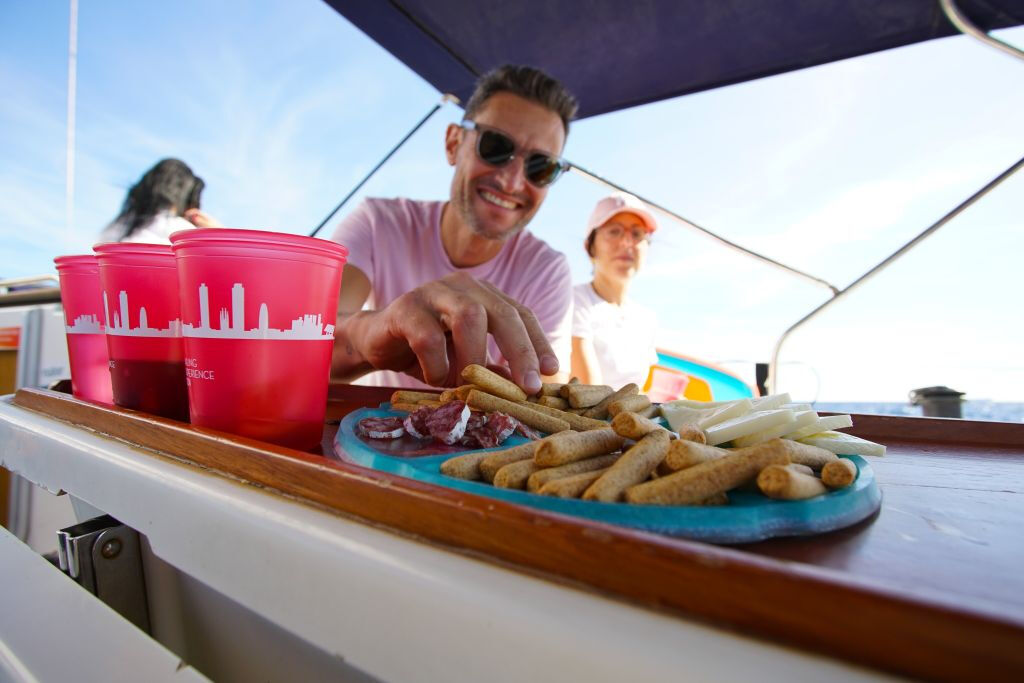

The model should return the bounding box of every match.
[539,468,610,498]
[584,431,671,502]
[781,439,838,470]
[607,394,652,417]
[611,411,672,440]
[467,390,570,435]
[418,399,443,408]
[493,458,542,489]
[700,491,730,506]
[391,390,441,404]
[440,451,492,480]
[558,376,581,398]
[677,424,706,443]
[537,395,570,410]
[534,429,625,467]
[583,383,639,419]
[479,433,564,483]
[655,460,677,477]
[390,402,421,412]
[526,453,621,492]
[638,404,660,419]
[568,408,588,415]
[541,382,566,397]
[625,439,791,505]
[453,384,478,401]
[522,400,610,431]
[663,440,729,470]
[439,389,456,403]
[565,384,614,408]
[738,460,813,492]
[461,364,527,402]
[822,458,858,489]
[757,464,827,500]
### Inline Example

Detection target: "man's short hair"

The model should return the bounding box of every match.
[463,64,578,134]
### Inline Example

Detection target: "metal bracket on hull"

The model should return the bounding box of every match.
[57,514,151,634]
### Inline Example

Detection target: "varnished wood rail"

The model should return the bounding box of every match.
[10,387,1024,681]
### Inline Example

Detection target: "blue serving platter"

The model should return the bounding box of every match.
[334,406,882,544]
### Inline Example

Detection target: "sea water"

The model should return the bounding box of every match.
[814,401,1024,423]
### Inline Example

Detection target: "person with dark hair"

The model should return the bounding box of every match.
[571,192,659,387]
[100,158,220,243]
[330,64,578,393]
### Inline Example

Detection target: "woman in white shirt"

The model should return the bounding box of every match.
[99,158,220,244]
[571,192,659,388]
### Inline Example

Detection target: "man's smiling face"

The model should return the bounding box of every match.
[446,92,566,242]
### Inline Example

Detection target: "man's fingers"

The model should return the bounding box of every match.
[425,284,489,375]
[479,281,558,386]
[391,274,556,394]
[393,305,450,386]
[485,363,513,381]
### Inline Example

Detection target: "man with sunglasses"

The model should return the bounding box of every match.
[329,65,577,394]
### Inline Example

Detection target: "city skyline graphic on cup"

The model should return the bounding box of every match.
[169,226,347,450]
[65,313,104,334]
[55,254,114,404]
[181,283,335,340]
[95,242,189,421]
[102,290,183,337]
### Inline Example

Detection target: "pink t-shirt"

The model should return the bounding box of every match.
[330,197,573,389]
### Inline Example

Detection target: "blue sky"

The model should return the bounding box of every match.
[2,2,1022,401]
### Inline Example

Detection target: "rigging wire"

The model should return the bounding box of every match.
[308,94,460,238]
[569,163,842,295]
[768,154,1024,393]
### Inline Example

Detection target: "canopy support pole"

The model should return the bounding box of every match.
[309,94,460,237]
[568,163,840,294]
[768,154,1024,394]
[940,0,1024,62]
[65,0,78,246]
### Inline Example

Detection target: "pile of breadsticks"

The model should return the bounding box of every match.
[437,371,861,505]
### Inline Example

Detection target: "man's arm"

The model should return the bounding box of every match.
[330,264,375,383]
[331,270,559,394]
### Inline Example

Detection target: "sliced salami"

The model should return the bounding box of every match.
[466,411,488,432]
[358,416,406,439]
[460,412,489,447]
[425,401,471,445]
[475,412,519,448]
[515,422,543,441]
[403,406,433,440]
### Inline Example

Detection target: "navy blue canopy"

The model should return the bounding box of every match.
[327,0,1024,118]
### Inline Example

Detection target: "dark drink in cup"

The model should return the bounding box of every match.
[94,243,189,421]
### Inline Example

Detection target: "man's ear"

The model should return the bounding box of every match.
[444,123,462,166]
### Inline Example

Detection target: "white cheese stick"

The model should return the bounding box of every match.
[732,410,819,448]
[704,409,795,447]
[798,431,886,457]
[785,414,854,442]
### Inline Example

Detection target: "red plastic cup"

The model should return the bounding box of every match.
[170,228,347,451]
[54,255,114,404]
[94,243,189,421]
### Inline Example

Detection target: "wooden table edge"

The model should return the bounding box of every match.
[10,387,1024,681]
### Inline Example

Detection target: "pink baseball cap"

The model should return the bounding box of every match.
[586,192,658,237]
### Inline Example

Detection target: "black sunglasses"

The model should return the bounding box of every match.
[460,120,570,188]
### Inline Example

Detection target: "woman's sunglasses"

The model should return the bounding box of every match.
[461,120,570,188]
